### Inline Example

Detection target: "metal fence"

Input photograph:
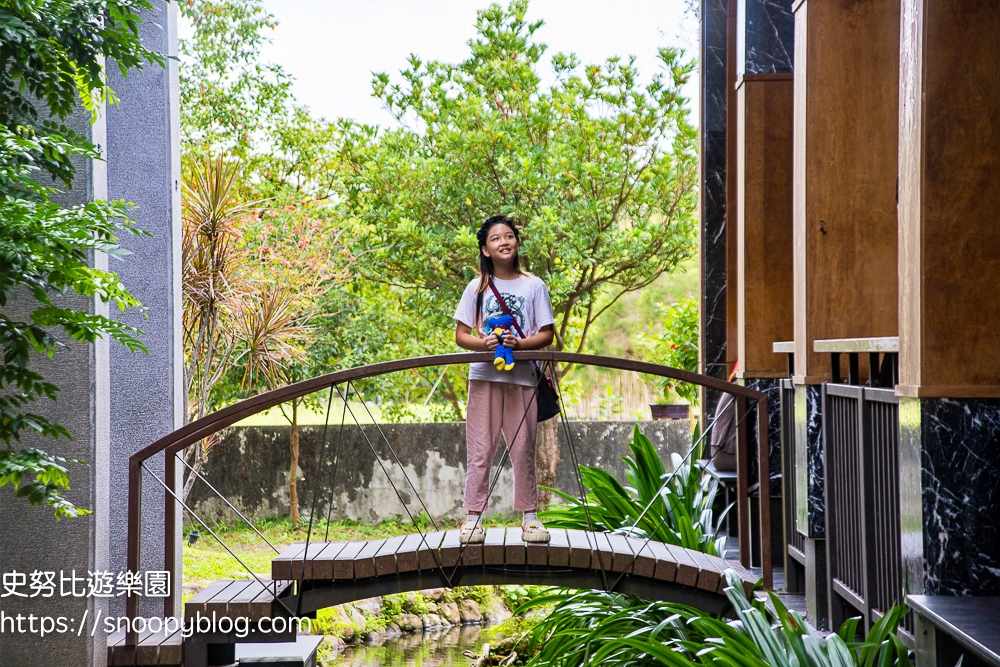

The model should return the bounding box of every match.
[823,384,904,630]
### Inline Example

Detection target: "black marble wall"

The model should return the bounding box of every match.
[700,0,730,417]
[794,384,824,537]
[739,0,795,74]
[900,397,1000,596]
[746,378,783,496]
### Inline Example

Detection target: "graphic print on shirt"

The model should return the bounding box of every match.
[483,293,526,335]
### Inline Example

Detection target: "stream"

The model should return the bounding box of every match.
[326,625,495,667]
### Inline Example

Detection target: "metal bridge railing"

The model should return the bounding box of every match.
[125,352,772,643]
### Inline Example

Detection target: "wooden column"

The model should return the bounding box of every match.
[737,73,794,379]
[792,0,901,385]
[897,0,1000,398]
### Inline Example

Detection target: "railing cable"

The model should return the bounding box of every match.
[177,456,280,554]
[323,380,352,543]
[139,462,298,619]
[607,398,753,593]
[449,377,540,583]
[550,361,611,592]
[296,384,336,616]
[336,383,453,587]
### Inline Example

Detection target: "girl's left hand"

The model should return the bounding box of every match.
[502,332,518,349]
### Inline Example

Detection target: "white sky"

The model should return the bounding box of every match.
[182,1,700,127]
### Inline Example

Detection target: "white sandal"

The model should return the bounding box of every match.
[521,519,550,543]
[460,518,485,544]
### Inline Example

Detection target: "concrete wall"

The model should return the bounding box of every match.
[188,420,691,524]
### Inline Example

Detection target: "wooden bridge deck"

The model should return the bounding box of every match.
[109,528,754,666]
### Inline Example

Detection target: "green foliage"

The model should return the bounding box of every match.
[540,426,726,555]
[0,1,156,518]
[635,295,700,403]
[336,0,698,356]
[0,0,163,185]
[519,572,912,667]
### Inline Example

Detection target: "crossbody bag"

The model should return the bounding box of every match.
[486,277,561,422]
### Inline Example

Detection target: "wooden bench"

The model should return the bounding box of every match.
[908,595,1000,667]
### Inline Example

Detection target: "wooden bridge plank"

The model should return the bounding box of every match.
[135,626,175,666]
[309,541,347,580]
[688,550,723,593]
[251,581,292,621]
[526,534,548,566]
[334,541,367,580]
[607,533,635,573]
[624,537,657,578]
[221,579,258,619]
[375,535,407,576]
[116,626,157,666]
[504,526,526,565]
[417,531,445,570]
[459,531,484,567]
[645,541,678,582]
[354,539,385,579]
[591,531,615,571]
[439,530,461,568]
[185,579,239,618]
[663,544,700,587]
[156,628,182,665]
[395,534,424,573]
[548,529,570,567]
[723,558,757,598]
[566,529,593,569]
[483,527,506,565]
[271,543,308,580]
[288,543,328,579]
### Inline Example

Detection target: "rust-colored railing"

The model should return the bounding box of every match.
[126,351,771,636]
[823,383,905,631]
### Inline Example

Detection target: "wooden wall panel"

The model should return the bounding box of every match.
[737,75,795,378]
[792,0,900,383]
[898,0,1000,396]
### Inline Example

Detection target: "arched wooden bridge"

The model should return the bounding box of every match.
[116,352,772,667]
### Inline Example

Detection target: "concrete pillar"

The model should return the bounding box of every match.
[0,3,181,664]
[105,0,184,620]
[0,98,112,667]
[791,0,900,628]
[897,0,1000,597]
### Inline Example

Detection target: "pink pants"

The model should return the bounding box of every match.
[464,380,538,512]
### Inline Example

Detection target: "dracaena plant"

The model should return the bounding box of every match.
[540,425,728,555]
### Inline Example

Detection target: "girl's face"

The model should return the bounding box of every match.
[481,223,519,264]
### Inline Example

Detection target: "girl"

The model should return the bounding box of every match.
[454,215,555,544]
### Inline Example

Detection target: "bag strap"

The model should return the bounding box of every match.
[487,277,527,339]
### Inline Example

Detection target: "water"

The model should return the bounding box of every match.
[326,625,493,667]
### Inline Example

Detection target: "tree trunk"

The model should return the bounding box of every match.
[535,417,560,509]
[181,441,206,503]
[289,401,300,524]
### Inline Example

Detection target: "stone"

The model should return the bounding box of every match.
[324,635,346,651]
[440,601,461,625]
[484,599,512,623]
[354,596,382,617]
[421,587,446,601]
[425,601,439,613]
[386,622,402,638]
[398,614,422,632]
[459,599,482,624]
[421,613,442,630]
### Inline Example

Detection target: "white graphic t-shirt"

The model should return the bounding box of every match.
[454,274,555,387]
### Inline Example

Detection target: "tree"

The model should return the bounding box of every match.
[179,0,352,518]
[0,1,160,517]
[335,0,698,505]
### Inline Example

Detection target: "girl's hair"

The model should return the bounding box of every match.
[474,215,522,331]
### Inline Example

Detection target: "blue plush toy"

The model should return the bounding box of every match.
[485,314,516,371]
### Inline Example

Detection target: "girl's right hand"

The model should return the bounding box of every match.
[483,333,499,351]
